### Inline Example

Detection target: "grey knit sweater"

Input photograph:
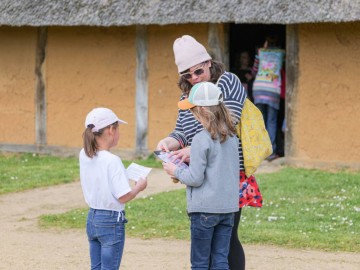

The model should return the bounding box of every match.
[175,130,239,214]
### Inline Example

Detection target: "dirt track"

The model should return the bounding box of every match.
[1,162,359,269]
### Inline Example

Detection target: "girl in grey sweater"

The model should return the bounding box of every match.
[163,82,239,270]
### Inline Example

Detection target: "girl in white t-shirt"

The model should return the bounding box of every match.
[79,107,147,270]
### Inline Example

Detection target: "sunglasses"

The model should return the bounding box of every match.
[180,67,205,80]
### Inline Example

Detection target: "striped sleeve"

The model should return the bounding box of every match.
[217,72,247,125]
[251,55,259,77]
[217,72,247,171]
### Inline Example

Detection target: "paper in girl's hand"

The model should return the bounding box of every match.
[126,163,152,182]
[153,151,189,169]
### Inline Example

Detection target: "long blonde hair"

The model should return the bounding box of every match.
[190,103,236,143]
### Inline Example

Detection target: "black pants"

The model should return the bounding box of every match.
[228,208,245,270]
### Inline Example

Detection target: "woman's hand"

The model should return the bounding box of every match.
[162,162,177,177]
[156,137,180,152]
[168,147,190,164]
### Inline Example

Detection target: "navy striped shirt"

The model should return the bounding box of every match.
[169,72,247,170]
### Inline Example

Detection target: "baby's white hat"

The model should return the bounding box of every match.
[85,107,127,132]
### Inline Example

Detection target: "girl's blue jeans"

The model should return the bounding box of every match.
[256,103,279,154]
[189,212,235,270]
[86,208,127,270]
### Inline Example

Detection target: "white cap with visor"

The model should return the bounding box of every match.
[85,107,127,133]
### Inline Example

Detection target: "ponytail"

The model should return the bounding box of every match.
[83,124,98,158]
[82,122,119,158]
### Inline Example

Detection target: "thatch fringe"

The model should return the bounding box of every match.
[0,0,359,26]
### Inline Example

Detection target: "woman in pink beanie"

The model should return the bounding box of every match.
[157,35,254,270]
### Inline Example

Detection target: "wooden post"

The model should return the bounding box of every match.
[208,24,222,61]
[135,25,148,156]
[208,23,229,69]
[285,25,299,159]
[35,27,47,146]
[223,24,230,70]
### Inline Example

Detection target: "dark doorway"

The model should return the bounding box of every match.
[229,24,286,158]
[229,24,286,69]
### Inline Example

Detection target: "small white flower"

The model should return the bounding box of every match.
[268,216,277,221]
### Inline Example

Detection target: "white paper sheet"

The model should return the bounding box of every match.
[126,162,152,182]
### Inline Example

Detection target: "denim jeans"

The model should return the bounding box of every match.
[86,208,128,270]
[189,212,235,270]
[256,103,278,154]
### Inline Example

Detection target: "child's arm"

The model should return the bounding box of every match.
[118,178,147,203]
[174,134,208,187]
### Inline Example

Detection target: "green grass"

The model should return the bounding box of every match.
[39,167,360,252]
[0,152,162,195]
[240,168,360,252]
[0,153,79,194]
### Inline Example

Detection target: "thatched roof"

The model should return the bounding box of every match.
[0,0,359,26]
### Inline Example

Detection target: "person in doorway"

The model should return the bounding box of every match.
[79,107,147,270]
[156,34,250,270]
[251,35,285,161]
[163,81,239,269]
[234,50,254,101]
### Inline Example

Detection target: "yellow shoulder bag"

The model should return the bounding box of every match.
[236,99,272,177]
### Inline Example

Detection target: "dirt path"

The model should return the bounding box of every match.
[1,161,359,269]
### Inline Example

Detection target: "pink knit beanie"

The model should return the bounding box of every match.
[173,35,212,73]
